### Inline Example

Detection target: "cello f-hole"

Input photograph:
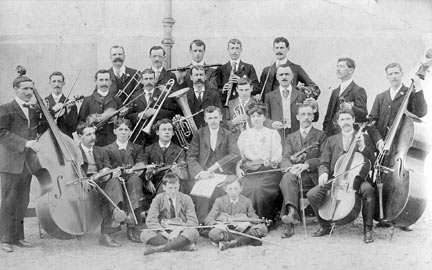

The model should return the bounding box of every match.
[396,158,404,177]
[54,175,63,199]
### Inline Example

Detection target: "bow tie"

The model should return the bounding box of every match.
[22,103,31,108]
[118,145,127,150]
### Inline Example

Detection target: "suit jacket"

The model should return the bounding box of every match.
[44,94,78,138]
[265,87,318,133]
[178,64,218,91]
[0,100,39,174]
[184,85,222,129]
[204,194,259,225]
[142,142,188,180]
[318,132,375,178]
[79,144,111,174]
[186,126,240,178]
[78,90,122,123]
[216,61,260,103]
[103,141,145,168]
[280,127,327,173]
[323,81,368,136]
[368,86,428,145]
[259,60,315,98]
[225,97,272,132]
[154,67,178,88]
[146,192,198,229]
[108,66,141,102]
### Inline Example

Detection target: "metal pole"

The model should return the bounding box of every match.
[162,0,175,69]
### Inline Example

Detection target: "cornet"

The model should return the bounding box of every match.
[233,104,247,131]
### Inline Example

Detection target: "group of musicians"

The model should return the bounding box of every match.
[0,37,429,254]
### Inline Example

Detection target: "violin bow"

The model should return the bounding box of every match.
[55,70,81,122]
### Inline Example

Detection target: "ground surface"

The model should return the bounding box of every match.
[1,205,432,270]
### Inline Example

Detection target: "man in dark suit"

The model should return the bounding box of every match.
[149,46,178,88]
[78,69,124,147]
[0,76,42,252]
[177,39,218,91]
[77,122,133,247]
[307,108,376,244]
[44,71,78,138]
[258,37,318,100]
[278,104,327,238]
[103,119,145,243]
[186,106,240,223]
[323,58,368,136]
[108,45,141,103]
[216,38,260,106]
[184,65,222,129]
[368,62,428,151]
[265,64,318,138]
[142,118,189,204]
[128,69,178,146]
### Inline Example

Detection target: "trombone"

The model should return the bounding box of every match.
[115,70,143,105]
[130,79,176,143]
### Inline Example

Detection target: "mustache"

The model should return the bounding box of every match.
[195,78,205,83]
[276,52,283,55]
[113,57,124,62]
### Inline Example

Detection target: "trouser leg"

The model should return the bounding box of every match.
[359,181,376,227]
[306,184,332,228]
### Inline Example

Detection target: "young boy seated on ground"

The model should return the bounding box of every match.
[140,173,199,255]
[204,175,268,251]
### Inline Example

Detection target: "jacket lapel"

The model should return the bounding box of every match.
[393,85,408,101]
[340,81,355,98]
[215,128,224,150]
[11,100,28,121]
[290,88,299,106]
[203,127,211,149]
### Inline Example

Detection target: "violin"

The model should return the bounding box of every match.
[318,121,372,225]
[18,66,102,239]
[51,95,84,119]
[215,213,272,227]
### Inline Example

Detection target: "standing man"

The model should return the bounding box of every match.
[278,104,327,238]
[78,70,123,147]
[108,45,141,102]
[265,64,318,138]
[0,76,42,252]
[216,38,260,107]
[149,46,177,88]
[187,106,240,223]
[307,108,376,244]
[45,71,78,138]
[323,58,368,136]
[185,66,222,129]
[258,37,318,100]
[177,39,218,91]
[368,62,427,151]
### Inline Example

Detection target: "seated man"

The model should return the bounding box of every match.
[142,118,189,206]
[205,175,268,251]
[279,104,327,238]
[140,173,199,255]
[103,118,145,243]
[77,122,133,247]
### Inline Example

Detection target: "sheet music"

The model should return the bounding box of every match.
[190,174,227,198]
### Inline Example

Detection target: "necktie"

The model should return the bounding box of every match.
[119,149,126,164]
[232,61,237,73]
[195,91,203,102]
[155,71,161,82]
[343,137,352,152]
[145,92,151,104]
[115,70,121,79]
[302,130,308,139]
[169,198,176,219]
[229,202,235,215]
[283,89,289,98]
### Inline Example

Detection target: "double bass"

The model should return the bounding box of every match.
[319,122,371,225]
[375,62,431,227]
[18,66,102,239]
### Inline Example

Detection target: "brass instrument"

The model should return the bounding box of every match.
[297,82,321,100]
[172,115,192,148]
[115,70,143,105]
[168,87,199,137]
[167,64,222,72]
[224,67,235,107]
[232,104,247,131]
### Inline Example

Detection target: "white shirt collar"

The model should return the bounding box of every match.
[341,130,354,139]
[144,88,154,95]
[340,78,353,92]
[279,84,292,96]
[194,85,205,93]
[159,141,171,149]
[192,60,205,66]
[230,197,239,204]
[230,59,240,67]
[152,66,163,73]
[97,89,109,97]
[276,58,288,66]
[116,140,128,150]
[389,84,403,96]
[14,97,29,108]
[80,143,93,153]
[209,127,219,135]
[300,126,312,136]
[113,65,126,77]
[51,93,62,102]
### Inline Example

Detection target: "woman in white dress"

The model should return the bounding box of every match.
[236,103,282,219]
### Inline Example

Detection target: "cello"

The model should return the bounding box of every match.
[375,62,431,227]
[17,66,102,239]
[319,122,371,225]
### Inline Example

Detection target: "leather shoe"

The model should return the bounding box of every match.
[1,243,13,253]
[281,206,300,225]
[312,226,331,237]
[364,226,374,244]
[281,224,295,238]
[400,225,413,232]
[15,239,33,248]
[376,221,391,228]
[127,228,142,243]
[99,234,121,247]
[219,240,237,251]
[143,245,165,255]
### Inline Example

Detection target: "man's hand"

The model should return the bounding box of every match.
[253,94,262,102]
[271,121,284,130]
[232,114,249,126]
[290,153,306,163]
[119,107,129,117]
[144,108,156,118]
[195,170,213,180]
[290,163,309,175]
[214,223,229,232]
[168,228,182,241]
[413,76,423,92]
[51,103,64,112]
[222,82,232,93]
[235,222,251,232]
[145,181,156,194]
[229,74,240,84]
[355,133,366,152]
[318,173,328,187]
[376,139,385,152]
[25,140,39,152]
[340,101,353,110]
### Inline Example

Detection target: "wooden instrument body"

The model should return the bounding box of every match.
[381,114,430,227]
